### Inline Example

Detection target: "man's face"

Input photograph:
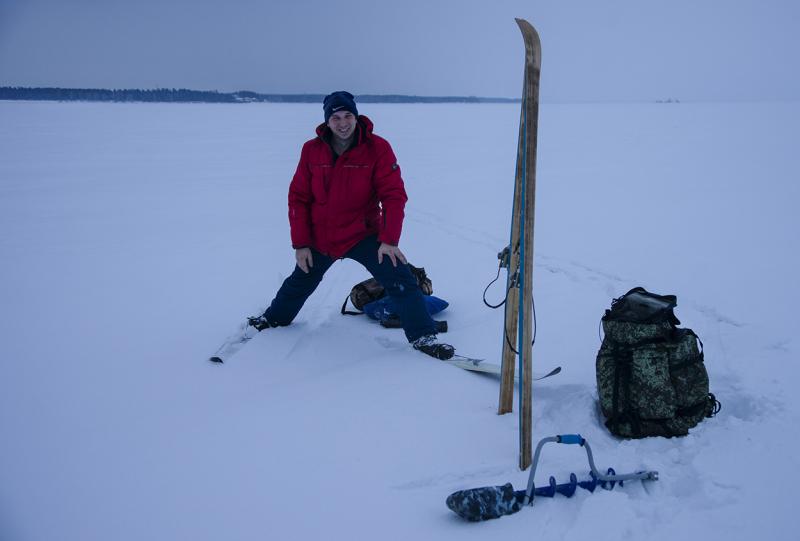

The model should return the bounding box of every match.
[327,111,357,142]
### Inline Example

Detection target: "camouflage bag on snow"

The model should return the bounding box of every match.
[340,263,433,315]
[596,287,720,438]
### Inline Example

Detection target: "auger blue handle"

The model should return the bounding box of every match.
[557,434,585,445]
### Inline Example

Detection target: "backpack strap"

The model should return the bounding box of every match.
[605,345,643,436]
[687,329,704,353]
[341,296,364,316]
[670,329,705,371]
[408,264,433,295]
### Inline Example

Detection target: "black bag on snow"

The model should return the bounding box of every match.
[596,287,720,438]
[341,263,433,315]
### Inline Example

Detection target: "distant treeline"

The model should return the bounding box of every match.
[0,87,517,104]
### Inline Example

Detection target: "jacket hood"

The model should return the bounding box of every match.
[315,115,374,144]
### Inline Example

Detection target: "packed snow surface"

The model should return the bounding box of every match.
[1,100,798,540]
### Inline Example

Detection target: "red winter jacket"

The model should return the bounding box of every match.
[288,115,408,258]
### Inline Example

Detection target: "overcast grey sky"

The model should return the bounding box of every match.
[1,0,798,101]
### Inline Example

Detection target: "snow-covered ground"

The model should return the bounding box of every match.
[1,100,797,540]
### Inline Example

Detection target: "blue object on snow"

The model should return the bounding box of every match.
[362,295,448,322]
[556,434,585,445]
[446,435,659,521]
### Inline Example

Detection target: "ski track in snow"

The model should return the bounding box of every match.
[404,155,791,536]
[1,101,798,541]
[411,198,746,342]
[392,463,519,491]
[406,206,505,253]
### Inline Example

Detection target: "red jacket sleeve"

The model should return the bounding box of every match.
[288,142,313,248]
[373,142,408,246]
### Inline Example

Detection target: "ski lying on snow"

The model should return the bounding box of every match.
[446,356,560,381]
[207,320,562,378]
[208,321,258,363]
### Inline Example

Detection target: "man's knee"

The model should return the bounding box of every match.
[379,267,418,296]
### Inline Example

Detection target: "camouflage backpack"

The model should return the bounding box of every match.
[596,287,720,438]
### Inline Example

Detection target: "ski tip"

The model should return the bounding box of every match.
[537,366,561,379]
[209,356,224,364]
[515,18,533,31]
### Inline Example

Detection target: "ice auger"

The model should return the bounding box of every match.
[446,434,659,521]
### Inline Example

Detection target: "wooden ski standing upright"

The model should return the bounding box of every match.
[498,18,541,471]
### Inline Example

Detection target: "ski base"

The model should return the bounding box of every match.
[446,356,560,381]
[207,322,258,364]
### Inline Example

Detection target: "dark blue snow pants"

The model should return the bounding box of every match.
[263,236,437,342]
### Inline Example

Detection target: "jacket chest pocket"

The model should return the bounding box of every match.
[341,164,373,207]
[310,164,332,203]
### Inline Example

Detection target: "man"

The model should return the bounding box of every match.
[248,91,454,360]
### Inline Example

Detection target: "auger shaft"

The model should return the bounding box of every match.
[446,434,659,521]
[523,434,659,505]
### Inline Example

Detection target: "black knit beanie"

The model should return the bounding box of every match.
[323,91,358,123]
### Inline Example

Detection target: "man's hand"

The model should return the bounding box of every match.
[377,243,407,267]
[295,247,313,273]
